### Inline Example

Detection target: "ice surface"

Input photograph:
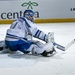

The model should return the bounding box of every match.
[0,23,75,75]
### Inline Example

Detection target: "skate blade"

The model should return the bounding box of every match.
[47,51,57,57]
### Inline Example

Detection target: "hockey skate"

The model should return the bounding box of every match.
[41,47,56,57]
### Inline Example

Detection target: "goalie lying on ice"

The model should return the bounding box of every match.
[0,10,56,57]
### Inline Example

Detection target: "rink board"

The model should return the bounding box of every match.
[0,18,75,24]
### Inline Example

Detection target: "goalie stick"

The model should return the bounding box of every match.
[48,32,65,51]
[53,39,75,51]
[65,39,75,50]
[48,32,75,51]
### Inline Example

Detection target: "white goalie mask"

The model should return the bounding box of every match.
[24,10,35,22]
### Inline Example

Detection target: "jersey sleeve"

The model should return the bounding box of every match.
[25,19,48,42]
[32,27,48,42]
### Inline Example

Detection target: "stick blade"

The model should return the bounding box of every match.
[65,39,75,50]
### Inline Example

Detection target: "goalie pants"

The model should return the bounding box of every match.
[5,38,44,54]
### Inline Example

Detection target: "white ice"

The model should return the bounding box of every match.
[0,23,75,75]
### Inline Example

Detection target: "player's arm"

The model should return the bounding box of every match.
[30,27,48,42]
[21,17,48,42]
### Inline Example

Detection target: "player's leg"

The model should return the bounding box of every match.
[27,41,56,57]
[5,39,32,53]
[27,32,56,57]
[5,37,56,57]
[5,39,43,54]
